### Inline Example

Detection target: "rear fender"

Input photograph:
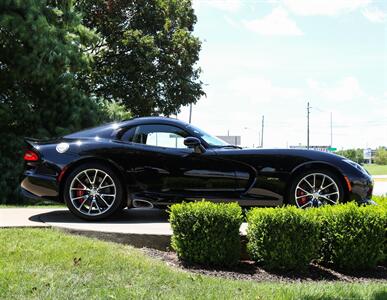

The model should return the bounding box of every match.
[58,156,135,206]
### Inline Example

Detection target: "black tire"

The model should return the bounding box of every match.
[288,169,344,208]
[63,162,124,221]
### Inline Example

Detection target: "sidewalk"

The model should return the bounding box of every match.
[373,175,387,180]
[0,208,248,250]
[0,207,248,234]
[0,208,54,228]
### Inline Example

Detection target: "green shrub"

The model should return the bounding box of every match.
[317,203,386,270]
[169,201,243,267]
[246,206,320,271]
[373,195,387,210]
[375,196,387,262]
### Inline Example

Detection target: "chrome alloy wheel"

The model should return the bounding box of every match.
[294,173,340,208]
[69,168,116,216]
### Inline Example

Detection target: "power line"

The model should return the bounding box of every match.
[189,104,192,124]
[261,115,264,148]
[330,112,333,147]
[307,102,311,149]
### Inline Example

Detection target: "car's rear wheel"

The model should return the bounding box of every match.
[288,170,344,208]
[63,163,124,220]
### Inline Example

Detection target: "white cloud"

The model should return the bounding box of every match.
[199,47,271,73]
[283,0,370,16]
[362,7,387,23]
[193,0,241,12]
[243,7,303,36]
[177,75,386,148]
[307,77,364,101]
[223,15,240,28]
[229,76,303,103]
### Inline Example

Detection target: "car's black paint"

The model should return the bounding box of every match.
[21,117,373,207]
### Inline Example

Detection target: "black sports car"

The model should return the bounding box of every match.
[21,117,373,220]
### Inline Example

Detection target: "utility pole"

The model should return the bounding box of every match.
[330,112,333,147]
[261,115,264,148]
[307,102,310,149]
[189,104,193,124]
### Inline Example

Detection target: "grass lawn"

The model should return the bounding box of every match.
[0,200,65,208]
[0,229,386,300]
[364,164,387,176]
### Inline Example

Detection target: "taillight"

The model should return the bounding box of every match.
[24,150,39,162]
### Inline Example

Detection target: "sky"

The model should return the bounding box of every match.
[176,0,387,149]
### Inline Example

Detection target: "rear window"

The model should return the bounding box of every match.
[64,122,120,139]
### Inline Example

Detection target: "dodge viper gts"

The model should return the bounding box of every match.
[21,117,373,220]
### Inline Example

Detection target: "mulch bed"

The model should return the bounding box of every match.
[142,248,387,283]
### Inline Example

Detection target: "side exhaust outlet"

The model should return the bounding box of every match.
[132,199,154,209]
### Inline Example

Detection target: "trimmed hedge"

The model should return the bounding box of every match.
[374,195,387,210]
[316,203,386,270]
[247,206,321,271]
[169,200,386,270]
[247,203,386,271]
[375,196,387,264]
[169,201,243,267]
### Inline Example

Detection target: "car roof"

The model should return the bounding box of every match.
[119,116,190,128]
[64,117,191,139]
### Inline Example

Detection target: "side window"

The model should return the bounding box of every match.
[131,124,189,149]
[120,127,136,142]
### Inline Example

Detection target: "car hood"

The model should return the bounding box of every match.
[214,147,344,162]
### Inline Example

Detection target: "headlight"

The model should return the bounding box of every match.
[343,159,369,175]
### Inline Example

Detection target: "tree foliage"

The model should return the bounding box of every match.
[336,149,364,164]
[99,99,132,121]
[374,147,387,165]
[0,0,203,203]
[76,0,204,117]
[0,0,99,202]
[0,0,99,136]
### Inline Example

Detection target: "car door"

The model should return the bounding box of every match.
[122,123,239,201]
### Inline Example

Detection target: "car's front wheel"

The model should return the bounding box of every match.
[288,170,344,208]
[63,163,124,220]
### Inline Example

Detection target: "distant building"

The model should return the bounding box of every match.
[217,135,241,146]
[363,148,378,164]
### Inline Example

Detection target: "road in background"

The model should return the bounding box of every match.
[373,176,387,196]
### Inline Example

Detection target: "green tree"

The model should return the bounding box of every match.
[336,149,364,164]
[374,147,387,165]
[76,0,204,117]
[99,99,132,121]
[0,0,98,203]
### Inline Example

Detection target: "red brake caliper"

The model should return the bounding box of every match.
[76,183,85,204]
[297,190,307,206]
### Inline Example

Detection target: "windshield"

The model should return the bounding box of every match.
[188,125,230,147]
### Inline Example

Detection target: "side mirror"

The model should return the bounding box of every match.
[184,137,205,154]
